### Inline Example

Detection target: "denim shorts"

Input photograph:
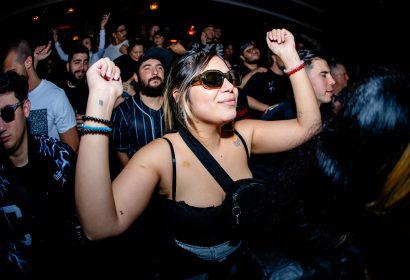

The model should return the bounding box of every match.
[174,239,242,262]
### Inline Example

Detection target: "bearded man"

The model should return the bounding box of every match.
[111,47,173,167]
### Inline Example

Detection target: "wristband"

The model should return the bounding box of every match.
[284,61,305,77]
[82,115,112,126]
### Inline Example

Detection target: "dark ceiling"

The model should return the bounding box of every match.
[0,0,406,73]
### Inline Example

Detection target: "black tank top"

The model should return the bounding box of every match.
[157,130,249,246]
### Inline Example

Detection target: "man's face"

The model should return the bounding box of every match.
[67,53,89,82]
[0,92,29,154]
[114,25,128,43]
[307,59,335,105]
[203,26,215,43]
[331,64,349,96]
[241,44,260,64]
[138,58,165,97]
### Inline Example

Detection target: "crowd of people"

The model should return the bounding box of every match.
[0,11,409,280]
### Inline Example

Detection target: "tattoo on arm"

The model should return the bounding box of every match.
[99,100,103,106]
[233,137,241,147]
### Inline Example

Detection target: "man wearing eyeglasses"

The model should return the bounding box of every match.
[0,71,88,278]
[103,21,129,61]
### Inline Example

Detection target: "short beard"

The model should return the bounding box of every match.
[68,71,87,87]
[140,76,164,97]
[140,79,164,97]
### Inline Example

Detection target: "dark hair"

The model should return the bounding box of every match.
[265,67,409,258]
[67,45,89,63]
[163,48,223,130]
[317,67,410,205]
[328,57,346,70]
[239,40,255,54]
[6,39,33,65]
[127,38,146,55]
[298,48,327,71]
[154,30,165,38]
[0,70,29,101]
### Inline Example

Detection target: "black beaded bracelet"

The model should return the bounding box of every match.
[79,128,111,136]
[82,115,112,126]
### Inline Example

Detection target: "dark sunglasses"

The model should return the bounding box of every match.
[0,101,25,123]
[190,70,242,89]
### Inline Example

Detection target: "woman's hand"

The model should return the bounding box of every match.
[266,28,299,68]
[86,58,122,101]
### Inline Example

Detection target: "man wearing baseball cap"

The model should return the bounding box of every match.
[111,47,173,168]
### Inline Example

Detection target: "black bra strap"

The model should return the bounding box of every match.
[234,130,249,159]
[179,128,234,190]
[163,137,177,201]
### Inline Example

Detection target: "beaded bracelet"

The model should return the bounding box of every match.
[82,115,112,126]
[284,61,305,77]
[79,124,112,136]
[79,129,111,136]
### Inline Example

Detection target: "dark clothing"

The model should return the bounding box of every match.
[243,70,291,119]
[0,135,86,278]
[159,199,234,247]
[236,88,251,121]
[254,101,334,183]
[111,94,164,159]
[59,81,89,115]
[232,62,252,78]
[153,131,262,279]
[191,42,224,57]
[250,99,296,182]
[114,54,139,82]
[358,197,410,280]
[261,98,296,121]
[249,143,366,280]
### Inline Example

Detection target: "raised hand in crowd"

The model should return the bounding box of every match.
[33,40,52,68]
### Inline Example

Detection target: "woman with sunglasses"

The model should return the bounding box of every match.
[75,28,321,278]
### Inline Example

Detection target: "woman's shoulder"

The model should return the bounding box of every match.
[233,118,259,139]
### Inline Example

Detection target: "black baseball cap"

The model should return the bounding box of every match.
[137,47,173,70]
[239,40,255,54]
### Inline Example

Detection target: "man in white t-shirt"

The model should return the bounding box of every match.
[103,23,129,61]
[3,39,79,152]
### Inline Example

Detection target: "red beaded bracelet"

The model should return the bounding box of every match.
[284,61,305,77]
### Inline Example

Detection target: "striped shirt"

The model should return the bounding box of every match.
[111,94,164,158]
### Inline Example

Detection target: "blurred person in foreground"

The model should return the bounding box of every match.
[252,67,409,280]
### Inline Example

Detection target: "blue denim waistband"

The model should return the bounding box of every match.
[174,239,242,262]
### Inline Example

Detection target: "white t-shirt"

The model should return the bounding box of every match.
[103,40,129,61]
[28,79,77,140]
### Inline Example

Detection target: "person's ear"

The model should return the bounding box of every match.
[22,99,31,118]
[25,56,33,69]
[172,89,180,102]
[66,62,70,72]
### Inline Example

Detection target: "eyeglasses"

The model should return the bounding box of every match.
[0,101,25,123]
[190,70,242,89]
